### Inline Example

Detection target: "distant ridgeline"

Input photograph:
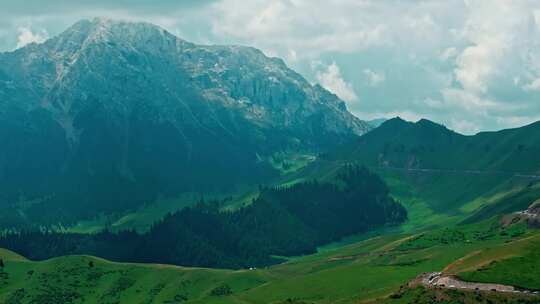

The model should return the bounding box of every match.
[325,117,540,223]
[0,166,406,268]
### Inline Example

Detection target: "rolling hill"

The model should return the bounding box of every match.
[0,166,407,269]
[0,217,538,304]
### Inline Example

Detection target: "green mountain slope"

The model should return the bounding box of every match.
[317,118,540,229]
[337,117,540,173]
[0,166,407,269]
[1,218,538,304]
[0,18,369,228]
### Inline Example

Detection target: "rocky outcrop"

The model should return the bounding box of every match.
[414,272,520,293]
[501,200,540,228]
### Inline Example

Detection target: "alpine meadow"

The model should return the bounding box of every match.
[1,1,540,303]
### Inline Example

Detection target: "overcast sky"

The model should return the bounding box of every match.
[1,0,540,134]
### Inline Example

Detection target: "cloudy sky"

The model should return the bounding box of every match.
[1,0,540,134]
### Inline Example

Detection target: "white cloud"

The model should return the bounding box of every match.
[423,0,540,133]
[15,27,48,49]
[452,1,540,97]
[363,69,385,87]
[209,0,424,59]
[441,88,499,112]
[423,97,445,109]
[287,49,298,62]
[450,118,481,135]
[314,62,358,103]
[523,78,540,91]
[1,0,540,132]
[440,47,458,61]
[452,0,515,94]
[205,0,540,132]
[496,115,540,129]
[453,32,506,94]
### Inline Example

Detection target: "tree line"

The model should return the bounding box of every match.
[0,166,407,269]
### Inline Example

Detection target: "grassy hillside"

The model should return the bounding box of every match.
[379,169,540,229]
[2,119,540,303]
[49,118,540,235]
[290,118,540,231]
[1,218,538,303]
[62,152,315,234]
[457,235,540,291]
[381,286,539,304]
[336,117,540,173]
[0,167,407,269]
[381,226,540,303]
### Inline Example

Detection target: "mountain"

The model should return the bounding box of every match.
[326,117,540,225]
[366,118,387,128]
[338,117,540,173]
[0,18,370,226]
[0,166,407,268]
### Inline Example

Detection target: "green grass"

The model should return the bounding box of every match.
[64,193,202,233]
[0,249,26,262]
[2,221,538,303]
[357,165,539,234]
[380,173,463,231]
[0,252,270,304]
[269,152,317,175]
[64,150,540,239]
[5,123,540,303]
[63,153,318,234]
[65,189,262,233]
[380,286,539,304]
[458,233,540,291]
[396,218,527,251]
[289,158,538,235]
[462,181,540,224]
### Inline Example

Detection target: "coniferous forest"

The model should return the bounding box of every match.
[0,166,407,268]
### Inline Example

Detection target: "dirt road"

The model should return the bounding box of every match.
[415,272,540,296]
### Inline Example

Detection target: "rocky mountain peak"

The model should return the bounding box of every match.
[0,19,371,221]
[61,17,176,43]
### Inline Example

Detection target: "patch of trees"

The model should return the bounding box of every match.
[210,284,233,296]
[0,166,407,269]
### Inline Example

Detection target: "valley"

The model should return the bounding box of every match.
[0,18,369,228]
[0,17,540,304]
[1,216,539,303]
[2,114,540,303]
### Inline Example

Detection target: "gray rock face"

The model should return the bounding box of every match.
[0,18,369,224]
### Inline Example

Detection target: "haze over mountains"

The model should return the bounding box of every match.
[0,18,369,226]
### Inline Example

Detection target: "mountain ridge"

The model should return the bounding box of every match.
[1,18,369,139]
[318,116,540,226]
[338,116,540,173]
[0,18,370,226]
